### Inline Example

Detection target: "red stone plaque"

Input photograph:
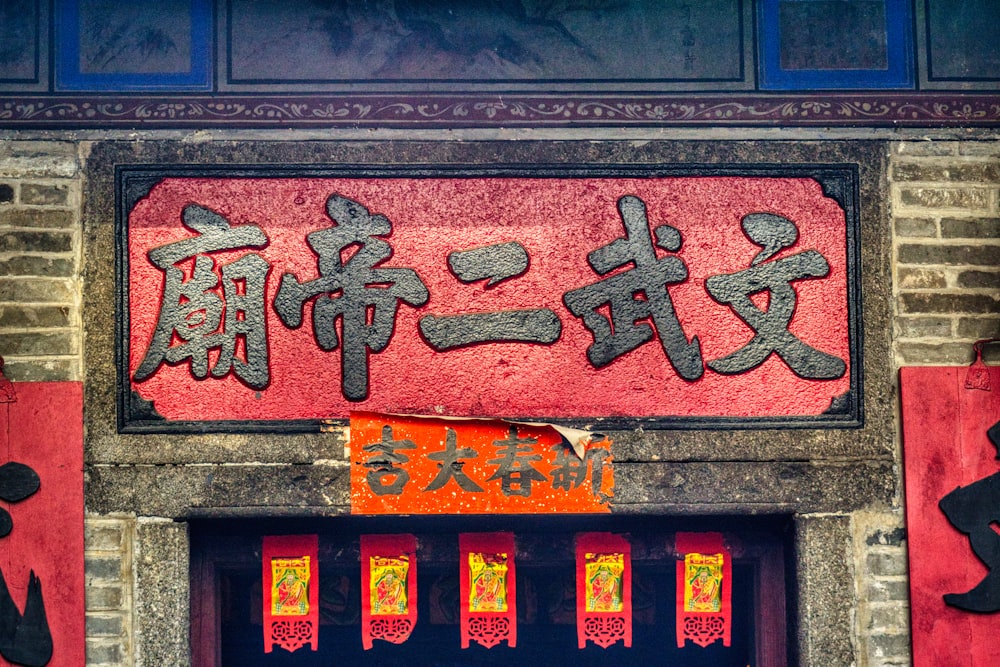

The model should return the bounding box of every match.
[118,166,860,431]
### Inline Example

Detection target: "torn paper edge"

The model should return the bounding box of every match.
[338,412,604,460]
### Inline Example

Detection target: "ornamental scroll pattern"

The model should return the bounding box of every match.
[2,94,999,126]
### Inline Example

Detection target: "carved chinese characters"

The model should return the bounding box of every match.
[123,173,856,428]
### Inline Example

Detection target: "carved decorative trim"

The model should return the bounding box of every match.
[2,93,999,127]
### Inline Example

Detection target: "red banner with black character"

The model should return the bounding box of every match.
[576,532,631,649]
[361,534,417,650]
[262,534,319,654]
[460,532,516,649]
[901,363,1000,667]
[675,532,732,648]
[0,376,85,667]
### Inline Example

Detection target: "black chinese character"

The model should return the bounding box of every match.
[562,195,703,381]
[939,420,1000,613]
[133,204,271,390]
[486,426,547,497]
[273,194,429,401]
[550,444,609,500]
[705,213,846,380]
[424,428,484,493]
[363,425,418,496]
[419,242,561,351]
[0,462,51,667]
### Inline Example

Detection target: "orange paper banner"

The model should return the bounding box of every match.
[350,412,612,514]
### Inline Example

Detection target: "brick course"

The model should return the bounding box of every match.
[892,142,1000,365]
[0,142,82,381]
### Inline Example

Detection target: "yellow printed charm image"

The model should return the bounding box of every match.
[370,556,409,615]
[585,553,624,612]
[684,552,723,613]
[469,552,508,612]
[272,557,311,616]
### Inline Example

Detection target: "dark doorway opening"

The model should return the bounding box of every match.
[191,515,789,667]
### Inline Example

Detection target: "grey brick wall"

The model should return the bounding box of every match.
[0,141,82,380]
[85,515,135,667]
[892,141,1000,365]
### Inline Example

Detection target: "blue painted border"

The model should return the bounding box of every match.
[55,0,211,91]
[759,0,915,90]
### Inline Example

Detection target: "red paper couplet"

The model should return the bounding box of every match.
[460,532,517,649]
[361,534,418,650]
[901,366,1000,667]
[675,532,732,648]
[0,382,85,667]
[576,532,632,649]
[262,535,319,654]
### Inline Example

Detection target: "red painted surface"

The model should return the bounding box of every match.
[350,413,613,515]
[0,383,85,667]
[901,366,1000,667]
[127,176,851,422]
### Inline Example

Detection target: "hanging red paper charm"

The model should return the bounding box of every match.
[460,532,517,649]
[361,534,418,650]
[263,535,319,653]
[576,532,632,648]
[675,532,732,648]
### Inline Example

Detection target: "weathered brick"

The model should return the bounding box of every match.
[0,304,71,327]
[896,316,952,338]
[19,183,69,206]
[897,342,979,364]
[900,292,1000,315]
[86,613,124,637]
[867,552,908,577]
[0,278,75,302]
[892,161,1000,183]
[959,143,1000,157]
[85,639,123,664]
[896,267,947,289]
[0,154,78,179]
[866,527,906,547]
[893,217,937,238]
[0,256,75,277]
[0,331,75,356]
[0,184,12,204]
[897,243,1000,266]
[85,523,125,551]
[897,187,991,209]
[869,605,909,630]
[0,230,73,253]
[84,584,124,611]
[868,579,909,602]
[0,209,76,229]
[957,317,1000,339]
[869,632,911,659]
[941,217,1000,239]
[0,358,78,382]
[86,555,124,581]
[958,270,1000,289]
[893,142,957,156]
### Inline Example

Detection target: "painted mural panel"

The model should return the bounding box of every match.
[55,0,211,90]
[0,0,42,86]
[116,165,861,432]
[222,0,750,91]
